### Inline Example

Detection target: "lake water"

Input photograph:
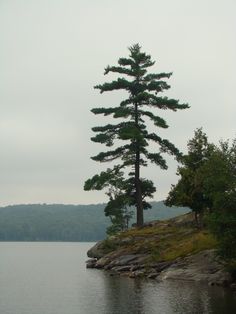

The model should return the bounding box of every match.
[0,242,235,314]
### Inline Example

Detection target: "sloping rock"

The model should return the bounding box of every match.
[95,256,113,268]
[111,265,132,272]
[129,270,145,278]
[159,249,232,286]
[148,271,159,279]
[86,258,97,268]
[109,254,147,267]
[87,241,105,259]
[109,254,138,266]
[86,213,234,287]
[150,261,173,272]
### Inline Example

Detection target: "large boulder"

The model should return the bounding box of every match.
[87,241,106,259]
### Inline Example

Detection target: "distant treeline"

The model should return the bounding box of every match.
[0,202,189,241]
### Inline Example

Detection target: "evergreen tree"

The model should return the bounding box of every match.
[99,167,134,234]
[165,128,214,223]
[84,44,189,227]
[201,139,236,257]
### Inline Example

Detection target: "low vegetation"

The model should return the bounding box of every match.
[100,213,217,264]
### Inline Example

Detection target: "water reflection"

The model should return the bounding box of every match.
[103,276,145,314]
[160,281,236,314]
[101,273,236,314]
[0,243,235,314]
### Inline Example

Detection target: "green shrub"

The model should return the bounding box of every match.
[207,211,236,259]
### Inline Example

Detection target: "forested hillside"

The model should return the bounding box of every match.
[0,202,189,241]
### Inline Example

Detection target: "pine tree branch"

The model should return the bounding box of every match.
[91,107,118,116]
[91,145,130,162]
[147,80,171,92]
[94,78,132,93]
[145,133,182,158]
[92,122,134,133]
[118,57,135,67]
[146,152,168,169]
[104,66,134,76]
[143,72,172,82]
[140,110,168,128]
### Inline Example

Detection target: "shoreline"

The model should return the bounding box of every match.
[86,213,236,289]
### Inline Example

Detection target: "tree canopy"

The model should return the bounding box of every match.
[166,129,236,258]
[202,139,236,258]
[84,44,189,227]
[165,128,213,222]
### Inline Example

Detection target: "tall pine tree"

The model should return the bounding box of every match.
[84,44,189,227]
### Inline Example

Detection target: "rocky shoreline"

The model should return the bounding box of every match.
[86,214,236,289]
[87,246,232,287]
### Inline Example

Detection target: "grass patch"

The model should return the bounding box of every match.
[158,231,217,261]
[100,213,218,265]
[101,238,120,254]
[119,224,179,238]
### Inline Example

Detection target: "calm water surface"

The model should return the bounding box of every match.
[0,242,235,314]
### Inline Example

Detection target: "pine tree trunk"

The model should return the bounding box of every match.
[135,150,143,226]
[134,102,143,227]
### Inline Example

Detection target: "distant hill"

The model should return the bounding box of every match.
[0,202,189,241]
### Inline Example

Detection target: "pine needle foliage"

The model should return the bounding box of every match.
[84,44,189,227]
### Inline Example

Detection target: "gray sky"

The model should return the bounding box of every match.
[0,0,235,206]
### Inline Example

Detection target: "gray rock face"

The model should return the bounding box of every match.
[95,253,148,270]
[86,242,233,287]
[95,256,112,268]
[159,250,232,286]
[86,258,97,269]
[111,265,132,272]
[109,254,145,267]
[86,215,234,288]
[150,261,173,272]
[87,241,105,259]
[129,270,145,278]
[148,272,159,279]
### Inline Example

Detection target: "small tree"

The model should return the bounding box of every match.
[165,128,214,224]
[84,44,189,227]
[202,139,236,258]
[166,128,236,256]
[103,168,134,234]
[201,139,236,210]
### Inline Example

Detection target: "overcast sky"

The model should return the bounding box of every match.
[0,0,235,206]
